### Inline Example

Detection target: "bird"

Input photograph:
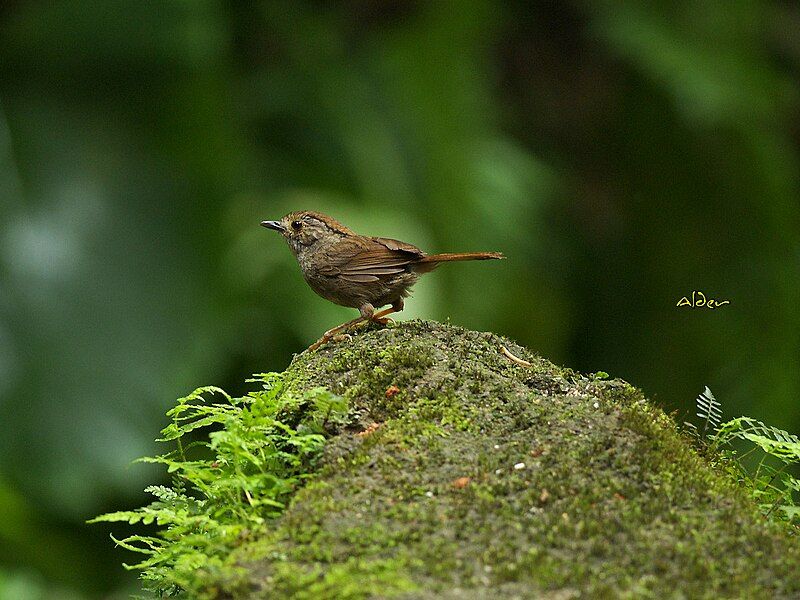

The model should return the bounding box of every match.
[261,211,504,349]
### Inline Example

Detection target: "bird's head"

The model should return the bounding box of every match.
[261,211,353,255]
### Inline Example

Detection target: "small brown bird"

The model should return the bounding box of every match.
[261,211,504,348]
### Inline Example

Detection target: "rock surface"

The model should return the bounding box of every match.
[226,320,799,598]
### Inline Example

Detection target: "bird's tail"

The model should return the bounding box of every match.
[414,251,505,273]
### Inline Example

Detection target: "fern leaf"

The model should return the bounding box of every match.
[90,371,348,593]
[695,386,722,435]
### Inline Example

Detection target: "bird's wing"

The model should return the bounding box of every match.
[330,237,424,283]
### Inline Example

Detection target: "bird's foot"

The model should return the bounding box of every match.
[308,332,350,351]
[370,306,399,326]
[309,316,369,351]
[307,304,401,351]
[308,337,326,351]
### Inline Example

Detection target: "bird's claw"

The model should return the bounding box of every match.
[308,313,391,351]
[308,330,356,352]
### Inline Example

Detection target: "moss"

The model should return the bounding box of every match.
[197,321,800,598]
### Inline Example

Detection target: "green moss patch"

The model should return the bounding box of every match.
[99,320,800,598]
[242,321,799,598]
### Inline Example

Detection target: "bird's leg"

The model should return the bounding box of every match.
[370,299,404,325]
[309,316,365,351]
[370,308,396,325]
[308,304,375,351]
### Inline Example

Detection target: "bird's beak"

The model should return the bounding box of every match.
[260,220,285,232]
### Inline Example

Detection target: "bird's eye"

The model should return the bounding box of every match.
[291,220,302,231]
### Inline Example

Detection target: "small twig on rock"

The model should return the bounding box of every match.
[501,346,533,368]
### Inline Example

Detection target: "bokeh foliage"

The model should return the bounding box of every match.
[0,0,798,596]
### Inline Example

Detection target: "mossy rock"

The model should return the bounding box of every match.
[219,320,798,599]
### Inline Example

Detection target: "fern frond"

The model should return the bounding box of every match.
[91,371,347,594]
[173,386,232,406]
[695,386,722,436]
[708,409,800,525]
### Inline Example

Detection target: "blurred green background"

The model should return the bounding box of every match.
[1,0,799,597]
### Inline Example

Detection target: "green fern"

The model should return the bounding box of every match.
[89,373,346,596]
[695,386,722,437]
[689,387,800,527]
[712,416,800,523]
